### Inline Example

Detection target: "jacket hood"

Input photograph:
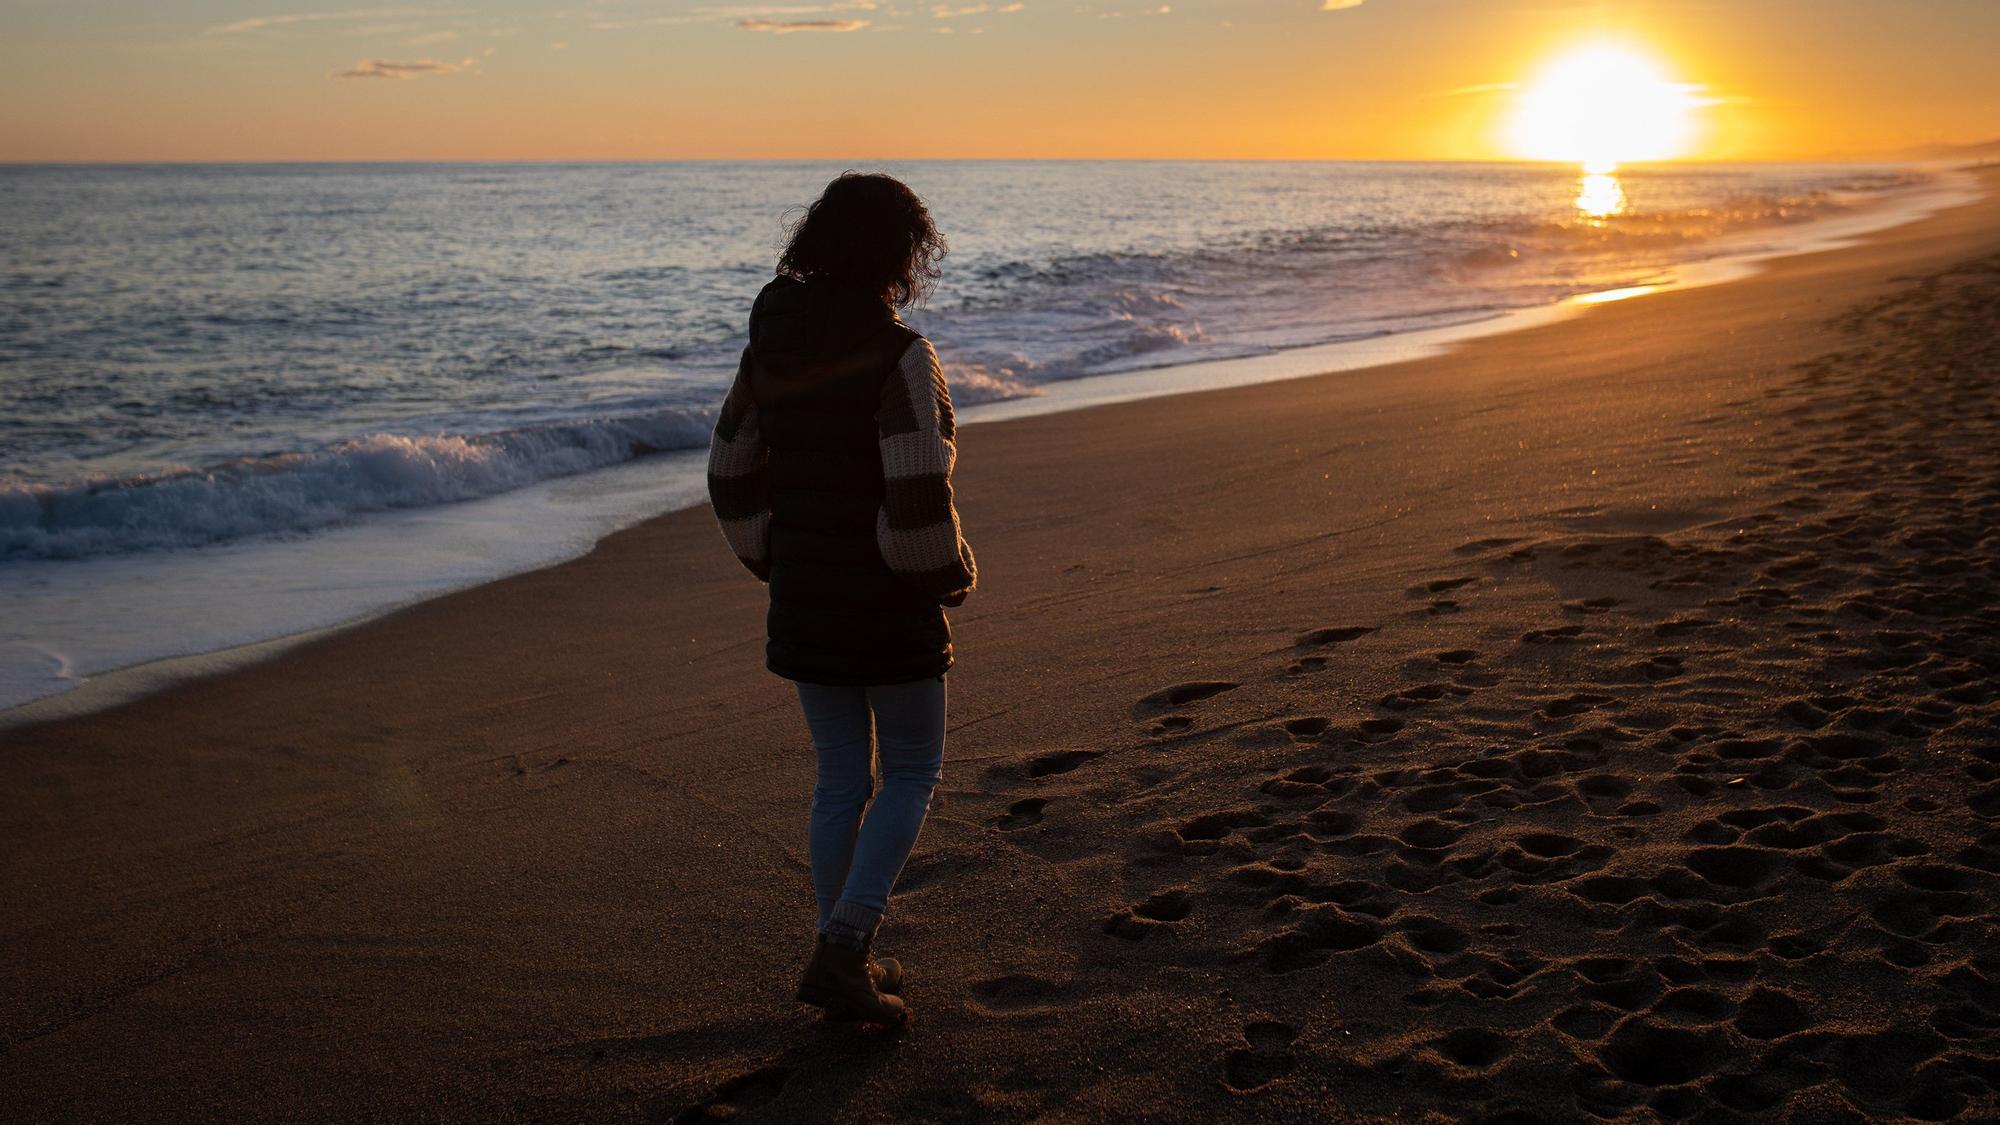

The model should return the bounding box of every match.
[748,276,897,365]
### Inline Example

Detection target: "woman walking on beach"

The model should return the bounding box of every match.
[706,173,977,1029]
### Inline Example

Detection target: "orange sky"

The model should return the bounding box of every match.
[2,1,1995,162]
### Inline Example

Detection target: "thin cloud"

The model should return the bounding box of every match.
[331,56,463,78]
[1430,81,1518,98]
[209,8,424,35]
[587,3,879,30]
[738,18,870,32]
[1322,0,1366,10]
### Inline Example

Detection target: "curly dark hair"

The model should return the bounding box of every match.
[777,173,946,308]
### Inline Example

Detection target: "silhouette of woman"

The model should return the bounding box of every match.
[707,173,975,1028]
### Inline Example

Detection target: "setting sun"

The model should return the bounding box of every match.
[1506,43,1708,171]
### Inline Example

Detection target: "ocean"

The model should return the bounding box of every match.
[0,160,1968,712]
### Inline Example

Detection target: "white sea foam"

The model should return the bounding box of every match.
[939,359,1045,406]
[0,408,714,560]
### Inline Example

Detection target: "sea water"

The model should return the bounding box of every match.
[0,160,1968,712]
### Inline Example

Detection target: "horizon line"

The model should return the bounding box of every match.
[0,155,1939,168]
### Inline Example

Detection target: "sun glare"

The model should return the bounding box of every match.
[1506,43,1705,171]
[1575,171,1627,218]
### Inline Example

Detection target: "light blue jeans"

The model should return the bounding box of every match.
[795,676,947,944]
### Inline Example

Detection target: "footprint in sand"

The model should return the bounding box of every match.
[1654,617,1714,637]
[1262,764,1356,800]
[1281,716,1331,739]
[1395,913,1471,957]
[1596,1019,1726,1088]
[1650,986,1735,1025]
[1135,889,1195,922]
[1429,1027,1513,1071]
[1026,749,1103,778]
[995,797,1047,830]
[1414,576,1479,595]
[1634,654,1684,681]
[1260,909,1382,973]
[1541,693,1613,719]
[1453,536,1528,555]
[1521,625,1586,644]
[966,973,1065,1016]
[1732,987,1817,1040]
[1176,808,1269,843]
[1222,1020,1298,1092]
[1136,681,1238,715]
[1104,889,1196,941]
[1296,625,1376,646]
[1355,717,1405,742]
[1685,848,1787,903]
[1553,1004,1620,1041]
[1216,1016,1296,1088]
[987,747,1106,782]
[1379,683,1461,711]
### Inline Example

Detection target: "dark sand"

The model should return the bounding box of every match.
[5,170,2000,1123]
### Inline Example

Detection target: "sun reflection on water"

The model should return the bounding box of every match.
[1575,169,1627,221]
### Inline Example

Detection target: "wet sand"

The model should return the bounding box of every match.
[4,169,1999,1122]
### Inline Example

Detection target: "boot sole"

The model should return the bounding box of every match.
[796,985,912,1028]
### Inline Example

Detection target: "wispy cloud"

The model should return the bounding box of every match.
[209,8,425,35]
[1322,0,1366,10]
[589,3,881,31]
[331,56,463,78]
[739,18,870,32]
[1431,81,1517,98]
[926,1,1028,16]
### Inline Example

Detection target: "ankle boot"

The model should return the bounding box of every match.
[796,936,911,1027]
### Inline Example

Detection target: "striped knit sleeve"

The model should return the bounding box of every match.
[706,348,771,582]
[876,338,977,601]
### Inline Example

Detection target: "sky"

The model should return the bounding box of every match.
[1,0,1996,162]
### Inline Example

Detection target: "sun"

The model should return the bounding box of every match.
[1506,43,1706,172]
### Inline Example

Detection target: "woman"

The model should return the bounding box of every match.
[705,173,976,1029]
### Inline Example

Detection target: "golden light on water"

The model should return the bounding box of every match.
[1575,171,1628,219]
[1506,43,1707,171]
[1573,284,1660,305]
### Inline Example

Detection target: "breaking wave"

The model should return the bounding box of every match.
[0,408,714,560]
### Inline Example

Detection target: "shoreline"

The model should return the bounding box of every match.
[3,167,1997,1121]
[0,164,1979,728]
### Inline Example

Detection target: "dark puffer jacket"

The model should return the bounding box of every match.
[706,277,977,685]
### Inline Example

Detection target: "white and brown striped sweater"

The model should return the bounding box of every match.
[707,336,977,601]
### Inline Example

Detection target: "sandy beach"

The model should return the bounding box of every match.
[5,168,1999,1122]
